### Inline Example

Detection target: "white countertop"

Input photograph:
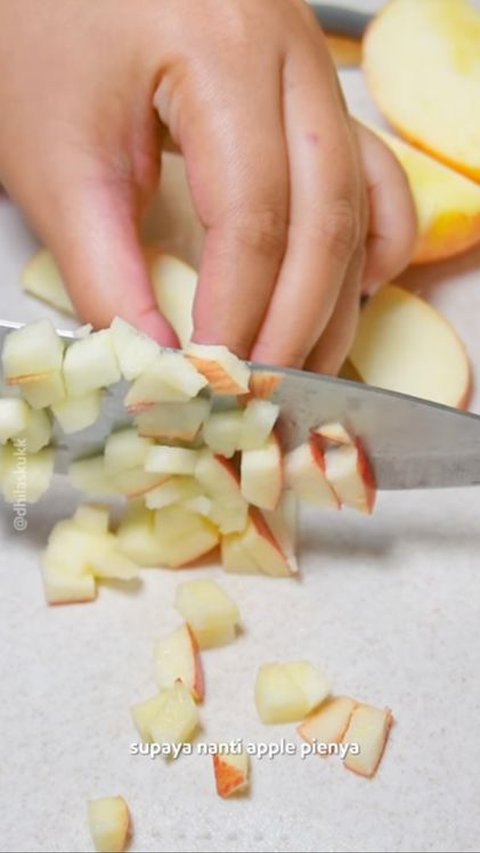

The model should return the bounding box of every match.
[1,7,480,853]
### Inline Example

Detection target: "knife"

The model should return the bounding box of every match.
[2,320,480,492]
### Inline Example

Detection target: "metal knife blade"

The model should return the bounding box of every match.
[2,320,480,491]
[310,3,373,39]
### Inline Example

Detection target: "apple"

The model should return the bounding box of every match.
[175,578,241,649]
[363,0,480,181]
[90,550,140,581]
[221,532,261,575]
[110,316,159,380]
[145,476,200,510]
[0,398,29,443]
[1,445,54,503]
[69,455,119,497]
[150,251,197,348]
[238,399,279,451]
[213,750,250,798]
[63,330,121,396]
[314,422,352,448]
[22,249,75,316]
[208,500,248,535]
[342,703,394,778]
[247,370,283,400]
[324,440,376,515]
[135,398,210,442]
[42,561,97,605]
[297,696,357,750]
[74,502,110,535]
[131,692,168,742]
[203,409,244,458]
[153,504,219,568]
[17,371,66,409]
[226,506,296,578]
[185,343,251,395]
[104,429,153,475]
[285,438,339,508]
[241,433,283,510]
[255,661,330,724]
[195,449,244,506]
[51,390,102,434]
[87,796,131,853]
[349,283,471,409]
[153,624,204,701]
[145,446,200,476]
[116,503,167,567]
[18,406,51,452]
[124,352,207,410]
[149,680,200,754]
[2,319,64,380]
[370,124,480,264]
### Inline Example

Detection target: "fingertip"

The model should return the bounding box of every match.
[132,306,180,348]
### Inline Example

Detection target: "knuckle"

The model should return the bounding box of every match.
[229,206,288,259]
[319,199,359,260]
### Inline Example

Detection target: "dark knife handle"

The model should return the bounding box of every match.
[310,4,372,38]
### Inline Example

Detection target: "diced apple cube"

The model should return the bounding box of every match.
[131,692,166,742]
[17,370,66,409]
[213,750,250,798]
[255,661,330,723]
[63,330,121,396]
[154,624,204,701]
[324,439,376,514]
[186,343,250,395]
[239,399,279,450]
[209,500,248,534]
[116,503,167,567]
[104,429,153,475]
[195,449,245,509]
[145,476,200,510]
[69,455,119,497]
[314,421,353,447]
[298,696,357,750]
[111,468,168,499]
[18,406,51,452]
[241,433,283,510]
[285,439,339,508]
[203,409,244,457]
[110,316,159,380]
[0,398,29,443]
[42,562,96,605]
[87,795,130,853]
[221,532,261,574]
[342,703,394,778]
[145,446,199,476]
[240,507,297,577]
[153,505,219,567]
[74,503,110,535]
[149,681,200,753]
[51,390,102,433]
[2,319,64,380]
[124,352,207,410]
[135,398,210,441]
[22,249,75,316]
[90,550,140,581]
[1,446,54,503]
[175,578,240,649]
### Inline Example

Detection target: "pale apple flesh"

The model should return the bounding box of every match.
[255,661,330,724]
[175,578,241,649]
[298,696,357,750]
[342,703,394,778]
[154,624,204,701]
[87,796,131,853]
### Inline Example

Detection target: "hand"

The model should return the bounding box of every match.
[0,0,416,374]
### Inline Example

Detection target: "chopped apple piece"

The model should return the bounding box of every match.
[22,249,75,316]
[131,692,167,742]
[183,495,213,518]
[124,352,207,410]
[203,409,244,458]
[342,703,394,778]
[145,446,199,476]
[63,330,121,396]
[1,445,54,503]
[213,750,250,798]
[237,508,296,577]
[186,343,250,395]
[149,681,200,753]
[116,503,166,567]
[91,550,140,581]
[175,578,240,649]
[154,624,204,701]
[2,319,64,380]
[349,284,471,409]
[51,390,102,433]
[135,398,210,442]
[104,429,153,475]
[153,504,219,567]
[239,399,279,451]
[18,406,51,452]
[221,531,261,575]
[248,370,282,400]
[0,398,29,443]
[145,476,200,510]
[255,661,330,724]
[298,695,357,750]
[209,500,248,535]
[42,562,96,605]
[110,316,159,379]
[285,438,339,508]
[87,795,131,853]
[324,440,376,514]
[314,422,353,447]
[74,503,110,535]
[195,449,244,505]
[150,251,197,348]
[17,370,66,409]
[112,468,169,499]
[241,433,283,510]
[69,455,119,497]
[262,492,298,575]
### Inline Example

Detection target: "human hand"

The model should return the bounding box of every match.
[0,0,416,373]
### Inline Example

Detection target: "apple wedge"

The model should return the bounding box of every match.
[124,352,207,410]
[69,455,119,497]
[131,692,167,742]
[22,249,76,316]
[370,125,480,263]
[255,661,330,724]
[116,503,167,567]
[135,398,210,442]
[153,504,219,568]
[238,399,279,451]
[87,796,131,853]
[153,624,204,701]
[285,438,339,508]
[110,316,159,380]
[63,330,121,396]
[150,251,197,348]
[186,343,250,395]
[175,578,241,649]
[363,0,480,181]
[213,750,250,798]
[148,681,200,754]
[51,390,102,434]
[241,433,283,510]
[298,696,357,751]
[324,439,376,515]
[203,409,244,458]
[238,506,297,578]
[342,703,394,778]
[349,284,471,408]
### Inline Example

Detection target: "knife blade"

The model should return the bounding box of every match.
[2,319,480,492]
[310,3,373,39]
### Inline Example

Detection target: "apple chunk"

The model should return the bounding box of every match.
[342,703,394,778]
[213,750,250,798]
[110,316,159,380]
[116,503,167,567]
[63,330,121,395]
[135,398,210,442]
[87,796,131,853]
[1,446,54,503]
[324,439,376,515]
[69,455,119,497]
[203,409,244,458]
[149,681,200,754]
[22,249,75,316]
[131,692,166,742]
[255,661,330,724]
[153,505,219,568]
[150,251,197,349]
[186,343,250,395]
[175,578,241,649]
[298,696,357,750]
[51,390,102,434]
[241,433,283,510]
[285,438,339,508]
[349,283,471,409]
[238,506,297,578]
[124,352,207,410]
[145,446,199,476]
[144,476,200,510]
[18,406,51,452]
[0,398,29,443]
[154,624,204,701]
[2,319,64,380]
[239,399,279,450]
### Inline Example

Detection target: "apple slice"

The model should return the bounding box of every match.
[255,661,330,724]
[241,433,283,510]
[195,449,244,506]
[2,319,64,380]
[135,398,210,442]
[1,446,54,503]
[104,429,153,476]
[51,390,102,434]
[203,409,244,458]
[342,703,394,778]
[124,352,207,410]
[74,503,110,535]
[22,249,76,316]
[63,330,121,396]
[153,504,219,568]
[153,624,204,701]
[69,455,119,497]
[349,283,471,409]
[149,680,200,754]
[324,439,376,515]
[236,507,296,577]
[131,692,167,742]
[116,503,167,567]
[145,446,199,476]
[221,532,262,575]
[175,578,241,649]
[298,696,358,750]
[186,343,250,395]
[209,500,248,535]
[0,398,29,443]
[150,251,197,348]
[370,125,480,264]
[238,399,279,451]
[363,0,480,181]
[145,476,200,510]
[18,406,51,452]
[87,796,131,853]
[110,316,159,380]
[285,438,339,508]
[213,750,250,798]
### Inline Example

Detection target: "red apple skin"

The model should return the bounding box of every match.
[344,708,394,779]
[212,755,247,798]
[186,624,205,702]
[214,454,241,484]
[309,437,341,508]
[249,507,285,561]
[355,438,377,514]
[246,371,283,401]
